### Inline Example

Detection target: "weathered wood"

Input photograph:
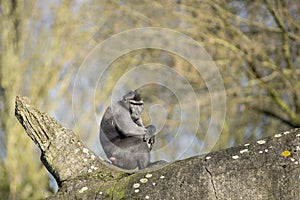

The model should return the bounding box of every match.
[15,96,299,199]
[15,96,122,185]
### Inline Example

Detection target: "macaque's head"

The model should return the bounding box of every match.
[122,90,144,122]
[129,100,144,122]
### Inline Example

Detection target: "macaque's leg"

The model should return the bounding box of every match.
[109,137,150,170]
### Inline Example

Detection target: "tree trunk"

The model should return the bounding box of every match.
[15,96,299,200]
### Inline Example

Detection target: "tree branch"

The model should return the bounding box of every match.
[15,96,300,199]
[251,105,298,128]
[14,95,121,186]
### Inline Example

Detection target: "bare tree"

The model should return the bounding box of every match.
[1,1,299,198]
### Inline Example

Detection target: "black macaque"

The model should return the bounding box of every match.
[99,90,157,170]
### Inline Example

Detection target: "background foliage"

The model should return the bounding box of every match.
[0,0,299,199]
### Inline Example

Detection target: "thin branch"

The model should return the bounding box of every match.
[251,106,298,128]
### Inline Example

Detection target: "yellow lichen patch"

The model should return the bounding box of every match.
[281,150,291,157]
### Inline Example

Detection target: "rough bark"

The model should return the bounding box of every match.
[15,96,299,199]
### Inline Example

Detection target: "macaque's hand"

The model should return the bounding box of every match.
[144,125,156,142]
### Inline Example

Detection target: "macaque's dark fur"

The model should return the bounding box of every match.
[99,90,156,170]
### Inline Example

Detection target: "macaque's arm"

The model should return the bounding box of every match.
[113,104,146,137]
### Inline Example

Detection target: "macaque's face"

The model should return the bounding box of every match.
[129,101,144,122]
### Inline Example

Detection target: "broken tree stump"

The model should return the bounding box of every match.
[15,96,299,199]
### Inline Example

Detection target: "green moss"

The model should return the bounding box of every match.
[111,176,132,199]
